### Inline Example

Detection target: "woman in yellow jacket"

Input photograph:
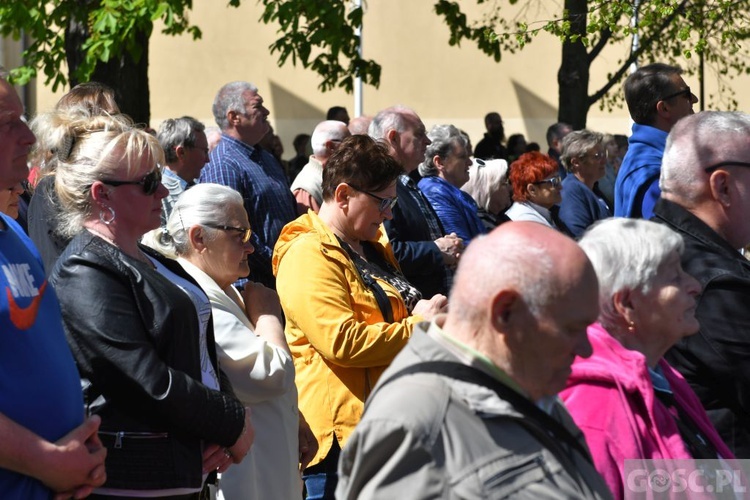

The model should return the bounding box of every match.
[273,135,448,499]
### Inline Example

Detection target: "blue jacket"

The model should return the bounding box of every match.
[418,176,487,243]
[614,123,667,218]
[559,175,610,239]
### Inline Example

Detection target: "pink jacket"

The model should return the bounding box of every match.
[560,323,734,499]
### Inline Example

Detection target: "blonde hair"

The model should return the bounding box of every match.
[54,110,165,237]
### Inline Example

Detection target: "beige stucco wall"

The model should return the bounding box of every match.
[11,0,750,153]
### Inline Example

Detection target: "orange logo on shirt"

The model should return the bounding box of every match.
[6,280,46,331]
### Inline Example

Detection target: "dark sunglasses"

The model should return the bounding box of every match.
[661,86,693,102]
[100,168,162,195]
[704,161,750,173]
[533,176,562,188]
[203,224,253,243]
[347,183,398,212]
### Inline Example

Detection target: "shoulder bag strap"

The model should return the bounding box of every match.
[336,236,394,323]
[379,360,593,463]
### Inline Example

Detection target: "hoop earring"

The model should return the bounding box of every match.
[99,205,116,225]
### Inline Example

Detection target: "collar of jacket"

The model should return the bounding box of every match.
[273,210,394,273]
[652,198,743,259]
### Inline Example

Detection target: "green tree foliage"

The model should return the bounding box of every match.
[259,0,750,128]
[0,0,240,123]
[259,0,379,92]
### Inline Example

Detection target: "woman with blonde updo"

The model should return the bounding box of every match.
[28,82,121,274]
[49,112,253,498]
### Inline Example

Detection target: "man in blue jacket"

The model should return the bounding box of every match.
[614,63,697,218]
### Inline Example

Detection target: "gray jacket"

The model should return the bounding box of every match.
[337,323,613,500]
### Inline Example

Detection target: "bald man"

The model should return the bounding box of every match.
[369,105,463,299]
[336,222,612,499]
[290,120,350,215]
[654,111,750,457]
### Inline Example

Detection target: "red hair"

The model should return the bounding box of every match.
[509,152,559,202]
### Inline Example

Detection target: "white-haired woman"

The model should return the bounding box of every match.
[460,158,512,230]
[558,130,611,238]
[48,112,253,497]
[418,124,487,243]
[144,183,315,500]
[560,218,733,499]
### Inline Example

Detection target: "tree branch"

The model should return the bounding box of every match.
[587,0,690,106]
[587,27,612,63]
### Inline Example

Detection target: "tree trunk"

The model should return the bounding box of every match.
[64,11,151,126]
[557,0,590,129]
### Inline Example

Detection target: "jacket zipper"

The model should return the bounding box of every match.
[100,431,169,449]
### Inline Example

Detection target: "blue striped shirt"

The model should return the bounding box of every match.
[200,134,296,289]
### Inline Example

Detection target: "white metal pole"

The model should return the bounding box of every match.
[353,0,363,117]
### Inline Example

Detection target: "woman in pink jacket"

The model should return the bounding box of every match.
[560,218,735,499]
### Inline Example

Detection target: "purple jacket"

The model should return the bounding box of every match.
[560,323,734,499]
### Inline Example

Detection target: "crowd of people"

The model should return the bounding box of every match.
[2,58,750,500]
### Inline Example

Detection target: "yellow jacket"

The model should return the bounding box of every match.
[272,211,421,467]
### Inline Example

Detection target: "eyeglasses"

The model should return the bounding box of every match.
[584,151,606,160]
[661,86,694,102]
[203,224,253,243]
[100,168,162,195]
[534,176,562,188]
[347,183,398,212]
[704,161,750,173]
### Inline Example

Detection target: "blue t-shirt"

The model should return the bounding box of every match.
[0,214,84,498]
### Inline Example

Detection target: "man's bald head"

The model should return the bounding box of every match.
[369,106,430,173]
[450,222,593,323]
[660,111,750,247]
[311,120,351,162]
[661,111,750,205]
[0,78,35,189]
[446,222,599,401]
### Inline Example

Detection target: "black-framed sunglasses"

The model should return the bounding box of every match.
[99,168,162,195]
[704,161,750,173]
[203,224,253,243]
[533,176,562,188]
[347,183,398,212]
[661,86,693,102]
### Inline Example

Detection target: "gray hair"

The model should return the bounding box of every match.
[560,129,604,173]
[462,159,509,211]
[368,105,414,141]
[311,120,351,157]
[157,116,205,163]
[212,81,257,131]
[661,111,750,205]
[142,183,245,259]
[54,111,164,238]
[578,218,684,331]
[418,124,467,177]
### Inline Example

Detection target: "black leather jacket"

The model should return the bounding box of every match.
[50,231,245,490]
[654,198,750,457]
